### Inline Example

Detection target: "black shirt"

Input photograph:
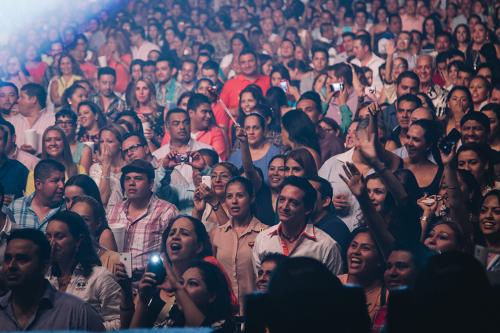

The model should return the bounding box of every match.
[0,159,29,198]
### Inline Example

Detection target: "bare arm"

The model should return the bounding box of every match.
[236,126,262,192]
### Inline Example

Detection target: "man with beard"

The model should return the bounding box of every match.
[0,82,18,119]
[155,56,186,109]
[6,160,65,231]
[90,67,125,121]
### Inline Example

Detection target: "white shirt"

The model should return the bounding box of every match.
[318,148,364,231]
[252,223,343,275]
[351,53,385,91]
[8,109,55,154]
[131,41,161,61]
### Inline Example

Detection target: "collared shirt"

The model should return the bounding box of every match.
[351,54,385,91]
[253,223,343,274]
[155,79,187,109]
[8,147,40,171]
[90,93,126,121]
[0,159,29,199]
[8,108,55,154]
[211,217,268,310]
[318,148,364,231]
[131,41,160,61]
[219,74,270,110]
[193,126,228,161]
[7,193,65,231]
[0,280,105,331]
[47,265,122,330]
[106,194,178,270]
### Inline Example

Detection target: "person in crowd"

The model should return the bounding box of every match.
[90,67,126,120]
[0,81,19,118]
[254,253,287,292]
[481,103,500,151]
[77,101,108,147]
[25,126,86,194]
[179,59,197,92]
[300,48,328,93]
[469,75,491,112]
[8,83,52,155]
[253,176,343,274]
[7,159,65,230]
[45,211,122,329]
[107,159,178,272]
[457,143,497,195]
[24,44,48,85]
[444,86,473,134]
[220,33,249,80]
[55,109,92,172]
[267,154,286,210]
[3,56,32,91]
[211,176,268,310]
[477,189,500,271]
[155,56,186,110]
[460,111,491,146]
[0,229,105,331]
[130,25,160,61]
[49,54,83,108]
[89,124,125,210]
[0,125,29,199]
[385,94,422,151]
[285,148,318,179]
[351,35,385,91]
[60,83,88,113]
[100,32,132,94]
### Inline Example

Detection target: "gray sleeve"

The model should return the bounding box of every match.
[78,302,106,332]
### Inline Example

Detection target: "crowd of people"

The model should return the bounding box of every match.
[0,0,500,332]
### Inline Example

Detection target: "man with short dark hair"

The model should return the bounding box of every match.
[0,120,39,171]
[7,159,65,231]
[130,26,160,61]
[300,48,328,93]
[155,56,187,109]
[336,32,356,63]
[253,176,343,274]
[326,63,359,129]
[107,160,178,272]
[90,67,125,120]
[179,59,198,92]
[8,83,52,155]
[351,35,385,90]
[297,91,324,124]
[0,126,28,200]
[0,82,18,118]
[456,63,474,87]
[460,112,490,145]
[0,229,105,330]
[255,253,287,292]
[201,60,223,91]
[387,94,422,151]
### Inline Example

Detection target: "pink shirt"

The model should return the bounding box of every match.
[194,126,228,161]
[8,108,55,154]
[401,14,424,32]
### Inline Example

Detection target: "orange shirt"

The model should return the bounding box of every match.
[194,126,228,161]
[219,74,271,110]
[108,54,132,94]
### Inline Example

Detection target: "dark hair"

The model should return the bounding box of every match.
[198,148,219,166]
[187,93,210,112]
[239,49,258,61]
[447,85,474,113]
[0,119,15,137]
[165,108,189,122]
[156,56,176,69]
[354,34,372,51]
[0,81,19,96]
[161,215,213,259]
[270,64,291,82]
[226,175,255,198]
[130,25,146,39]
[230,33,250,53]
[453,24,471,47]
[397,93,422,109]
[116,110,143,130]
[130,59,145,72]
[244,112,266,130]
[422,15,443,41]
[281,109,320,155]
[298,91,322,117]
[57,53,82,77]
[21,83,47,109]
[55,107,77,124]
[48,211,101,277]
[261,252,287,267]
[286,148,318,178]
[97,67,117,80]
[280,176,317,212]
[457,143,494,186]
[34,159,65,182]
[396,70,420,87]
[201,60,219,72]
[71,195,109,238]
[460,111,490,132]
[410,119,440,148]
[311,47,328,61]
[7,229,51,264]
[265,87,287,132]
[77,101,107,131]
[65,174,103,206]
[61,83,86,108]
[268,154,286,169]
[122,131,148,147]
[328,63,353,87]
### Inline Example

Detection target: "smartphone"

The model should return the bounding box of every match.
[147,254,166,283]
[331,83,344,92]
[175,153,190,163]
[279,79,289,93]
[439,129,461,154]
[421,197,436,206]
[201,175,212,188]
[119,252,132,278]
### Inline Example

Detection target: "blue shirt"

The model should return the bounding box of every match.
[228,144,281,183]
[7,193,65,231]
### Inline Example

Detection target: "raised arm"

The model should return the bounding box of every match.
[235,125,263,192]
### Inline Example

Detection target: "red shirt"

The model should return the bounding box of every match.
[219,74,271,110]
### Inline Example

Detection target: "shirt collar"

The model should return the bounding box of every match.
[269,223,318,241]
[335,148,355,163]
[222,217,264,234]
[0,280,56,309]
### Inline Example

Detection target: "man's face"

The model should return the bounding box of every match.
[415,57,433,83]
[353,40,367,61]
[35,171,65,205]
[181,62,196,84]
[297,99,321,123]
[406,0,417,15]
[256,260,277,291]
[201,68,218,85]
[17,91,35,116]
[435,36,451,53]
[143,65,156,82]
[2,239,46,289]
[312,51,327,72]
[355,12,366,26]
[50,43,63,58]
[396,77,419,97]
[384,250,417,290]
[396,33,411,52]
[397,100,417,129]
[122,136,148,163]
[239,54,257,77]
[456,71,472,87]
[155,61,173,83]
[189,103,211,131]
[343,36,354,52]
[0,86,17,111]
[130,32,141,45]
[124,171,152,200]
[55,115,76,138]
[167,112,190,142]
[277,185,309,225]
[280,41,294,58]
[389,16,402,34]
[322,25,334,40]
[98,74,116,97]
[461,120,487,144]
[490,88,500,104]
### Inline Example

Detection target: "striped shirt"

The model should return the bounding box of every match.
[7,193,65,231]
[106,194,178,270]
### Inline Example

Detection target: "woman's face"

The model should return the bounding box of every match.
[424,19,435,36]
[60,56,73,75]
[196,80,212,97]
[367,178,387,213]
[44,130,64,158]
[448,64,459,84]
[107,37,117,52]
[393,58,408,79]
[240,92,257,114]
[165,29,176,43]
[135,80,150,104]
[131,64,142,81]
[261,60,273,76]
[166,217,201,263]
[64,185,84,208]
[99,130,120,156]
[181,267,213,310]
[456,26,468,43]
[69,88,88,110]
[448,89,470,113]
[483,110,498,139]
[457,150,486,182]
[347,232,381,277]
[285,158,305,177]
[232,38,244,54]
[211,165,233,197]
[479,195,500,237]
[148,25,159,39]
[405,125,429,161]
[244,116,265,146]
[377,8,387,23]
[469,78,489,105]
[70,202,99,236]
[424,224,458,252]
[46,221,79,263]
[268,157,285,191]
[294,46,305,61]
[78,105,97,129]
[271,72,283,87]
[472,24,487,44]
[225,182,252,219]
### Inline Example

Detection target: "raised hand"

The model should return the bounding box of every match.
[137,272,160,303]
[339,162,366,197]
[188,151,207,170]
[386,39,396,56]
[235,125,248,144]
[438,142,456,166]
[162,151,180,170]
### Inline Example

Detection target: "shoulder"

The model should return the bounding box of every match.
[7,159,29,173]
[193,140,213,150]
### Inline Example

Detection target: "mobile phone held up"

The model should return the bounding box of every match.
[174,153,190,163]
[147,254,166,284]
[279,79,289,93]
[331,83,344,92]
[439,129,461,155]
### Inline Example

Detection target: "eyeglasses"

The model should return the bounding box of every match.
[123,143,144,155]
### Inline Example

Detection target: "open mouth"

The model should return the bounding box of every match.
[170,242,182,253]
[482,221,497,229]
[349,257,362,269]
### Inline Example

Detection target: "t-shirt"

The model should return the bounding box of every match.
[228,144,281,184]
[0,159,29,199]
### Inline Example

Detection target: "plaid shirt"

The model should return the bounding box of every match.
[106,194,178,270]
[90,93,126,121]
[7,193,65,231]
